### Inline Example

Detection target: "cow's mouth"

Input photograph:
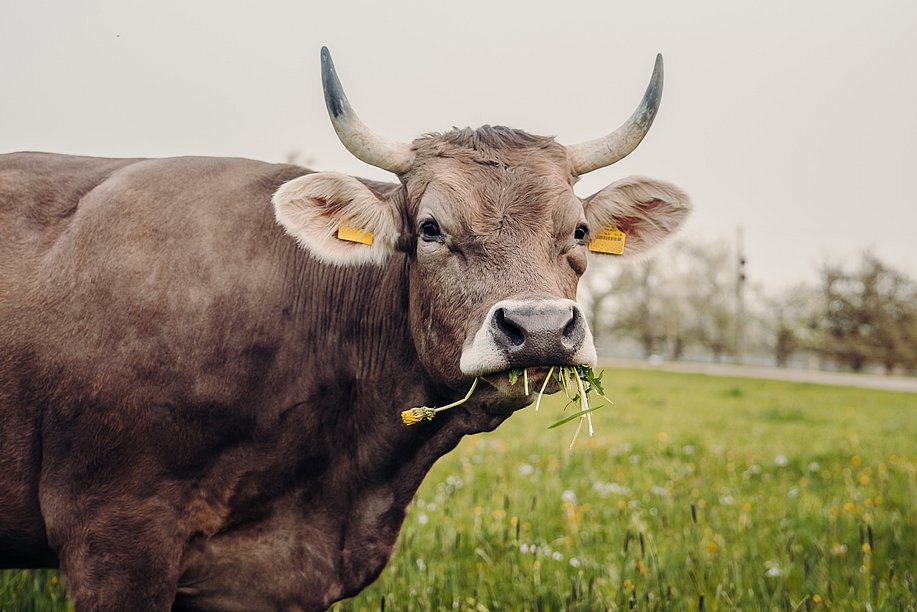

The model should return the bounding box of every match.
[478,365,564,398]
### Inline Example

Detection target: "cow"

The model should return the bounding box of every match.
[0,47,690,610]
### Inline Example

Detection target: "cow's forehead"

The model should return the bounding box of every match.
[415,162,580,238]
[404,127,580,237]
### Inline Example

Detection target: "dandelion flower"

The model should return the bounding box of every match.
[401,406,435,425]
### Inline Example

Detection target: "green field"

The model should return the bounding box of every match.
[3,369,916,611]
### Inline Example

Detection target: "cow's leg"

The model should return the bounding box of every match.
[40,486,185,611]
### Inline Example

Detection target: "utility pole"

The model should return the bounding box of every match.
[735,227,746,363]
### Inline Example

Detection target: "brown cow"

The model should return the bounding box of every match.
[0,48,690,610]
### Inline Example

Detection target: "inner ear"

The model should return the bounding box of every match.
[583,175,691,256]
[272,172,403,266]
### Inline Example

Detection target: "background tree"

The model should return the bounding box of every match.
[675,241,737,362]
[811,254,917,373]
[763,284,823,367]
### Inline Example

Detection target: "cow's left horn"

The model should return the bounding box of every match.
[566,54,664,175]
[320,47,414,174]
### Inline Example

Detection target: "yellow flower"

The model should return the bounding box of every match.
[742,503,753,513]
[812,594,823,606]
[843,502,855,513]
[657,431,669,442]
[401,406,435,426]
[50,575,59,586]
[635,560,649,576]
[851,455,862,466]
[705,541,719,554]
[862,542,871,554]
[623,579,634,591]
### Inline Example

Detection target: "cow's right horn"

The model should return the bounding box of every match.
[565,54,664,176]
[320,47,414,175]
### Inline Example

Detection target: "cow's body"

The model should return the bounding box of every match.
[0,49,690,610]
[0,153,509,609]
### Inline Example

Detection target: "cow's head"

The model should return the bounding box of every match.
[274,48,690,411]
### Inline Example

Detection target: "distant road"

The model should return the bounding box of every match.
[603,358,917,394]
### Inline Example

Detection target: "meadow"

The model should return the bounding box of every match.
[2,368,915,611]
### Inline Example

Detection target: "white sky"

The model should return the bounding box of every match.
[2,0,915,291]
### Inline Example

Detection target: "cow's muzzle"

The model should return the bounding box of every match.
[460,299,597,376]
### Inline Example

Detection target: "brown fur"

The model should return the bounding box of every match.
[0,127,688,610]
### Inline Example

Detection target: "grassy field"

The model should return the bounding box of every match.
[2,368,915,611]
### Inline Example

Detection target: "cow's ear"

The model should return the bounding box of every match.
[273,172,402,266]
[583,176,691,257]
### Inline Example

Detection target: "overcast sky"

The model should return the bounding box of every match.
[2,1,915,291]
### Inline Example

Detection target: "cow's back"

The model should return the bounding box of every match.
[0,153,311,567]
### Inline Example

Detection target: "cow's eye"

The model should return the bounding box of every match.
[419,219,442,241]
[574,224,589,242]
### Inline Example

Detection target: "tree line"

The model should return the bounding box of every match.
[581,240,917,375]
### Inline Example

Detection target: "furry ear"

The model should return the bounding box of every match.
[584,176,691,257]
[273,172,402,266]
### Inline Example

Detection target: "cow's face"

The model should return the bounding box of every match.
[403,141,591,396]
[271,48,691,410]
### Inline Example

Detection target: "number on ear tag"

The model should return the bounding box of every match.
[588,226,626,255]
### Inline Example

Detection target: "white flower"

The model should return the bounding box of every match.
[562,490,578,503]
[416,558,426,572]
[651,485,670,498]
[552,551,563,561]
[764,561,782,577]
[569,557,581,568]
[719,495,735,505]
[775,455,788,467]
[808,462,820,472]
[593,481,631,497]
[418,514,429,525]
[519,463,535,476]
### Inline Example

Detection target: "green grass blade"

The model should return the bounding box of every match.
[546,404,603,429]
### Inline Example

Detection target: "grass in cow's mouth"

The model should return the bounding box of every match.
[511,365,610,448]
[402,366,609,448]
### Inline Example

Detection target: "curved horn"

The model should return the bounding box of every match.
[566,54,664,175]
[320,47,414,174]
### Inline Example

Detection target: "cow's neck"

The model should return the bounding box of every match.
[279,249,508,600]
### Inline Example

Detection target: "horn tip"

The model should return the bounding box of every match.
[320,47,346,119]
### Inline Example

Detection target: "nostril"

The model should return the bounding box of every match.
[494,308,525,347]
[562,309,579,339]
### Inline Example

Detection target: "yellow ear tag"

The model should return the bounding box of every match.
[588,226,626,255]
[337,224,374,245]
